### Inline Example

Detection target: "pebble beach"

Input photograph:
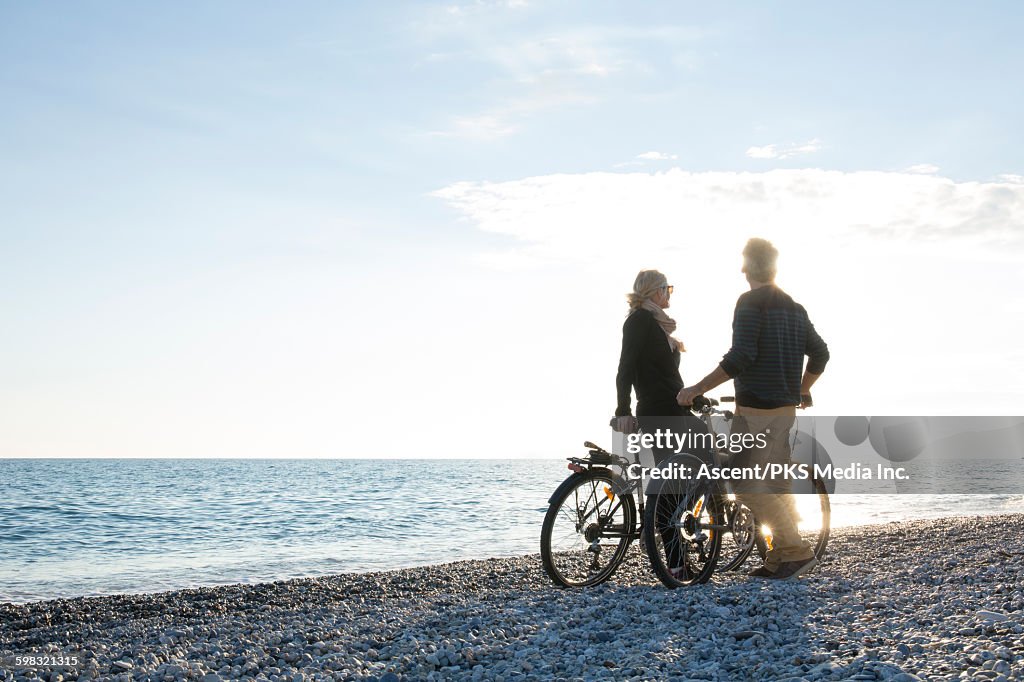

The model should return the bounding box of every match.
[2,514,1023,682]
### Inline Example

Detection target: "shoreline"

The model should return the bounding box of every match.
[1,515,1023,681]
[5,506,1023,607]
[6,508,1022,607]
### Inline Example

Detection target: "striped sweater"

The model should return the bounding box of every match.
[720,285,830,409]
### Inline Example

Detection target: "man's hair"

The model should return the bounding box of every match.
[743,238,778,282]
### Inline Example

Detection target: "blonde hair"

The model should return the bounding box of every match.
[627,269,668,311]
[742,238,778,283]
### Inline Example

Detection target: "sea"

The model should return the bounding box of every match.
[2,458,1023,604]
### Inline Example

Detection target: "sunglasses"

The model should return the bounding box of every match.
[661,285,674,294]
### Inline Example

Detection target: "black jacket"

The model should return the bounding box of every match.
[615,308,685,417]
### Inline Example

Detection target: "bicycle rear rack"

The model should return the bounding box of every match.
[566,440,626,472]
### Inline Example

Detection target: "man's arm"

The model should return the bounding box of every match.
[800,317,829,408]
[798,371,823,408]
[719,304,762,377]
[804,319,829,375]
[801,371,823,394]
[678,301,760,406]
[677,365,730,406]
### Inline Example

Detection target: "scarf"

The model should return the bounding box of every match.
[639,298,685,352]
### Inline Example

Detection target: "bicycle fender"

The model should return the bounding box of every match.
[643,451,710,497]
[548,468,631,504]
[790,429,837,495]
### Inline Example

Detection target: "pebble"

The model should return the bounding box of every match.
[978,610,1011,622]
[1,515,1023,681]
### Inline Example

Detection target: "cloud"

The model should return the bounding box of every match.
[432,168,1024,269]
[637,151,678,161]
[905,163,940,175]
[430,167,1024,421]
[746,139,822,160]
[445,0,528,16]
[470,26,704,81]
[431,167,1024,408]
[427,88,599,139]
[745,145,777,159]
[429,114,520,140]
[423,24,704,139]
[425,30,614,139]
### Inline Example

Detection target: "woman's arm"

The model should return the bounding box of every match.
[615,312,647,416]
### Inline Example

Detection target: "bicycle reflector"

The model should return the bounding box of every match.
[604,486,615,501]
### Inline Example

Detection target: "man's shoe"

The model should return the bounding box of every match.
[746,565,776,578]
[767,556,818,580]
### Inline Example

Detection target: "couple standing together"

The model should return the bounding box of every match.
[613,238,831,580]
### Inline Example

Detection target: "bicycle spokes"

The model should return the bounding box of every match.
[643,483,723,588]
[541,469,637,587]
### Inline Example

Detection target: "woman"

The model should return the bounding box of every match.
[613,269,700,578]
[613,269,687,431]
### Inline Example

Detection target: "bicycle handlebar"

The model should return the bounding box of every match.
[690,395,716,411]
[689,395,734,421]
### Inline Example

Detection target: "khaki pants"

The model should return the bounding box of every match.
[732,404,815,570]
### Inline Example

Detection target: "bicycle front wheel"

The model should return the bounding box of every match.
[643,479,723,588]
[541,469,637,587]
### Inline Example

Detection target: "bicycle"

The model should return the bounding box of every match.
[539,396,830,588]
[643,396,831,588]
[539,440,638,587]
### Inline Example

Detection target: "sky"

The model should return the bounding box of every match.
[1,1,1023,458]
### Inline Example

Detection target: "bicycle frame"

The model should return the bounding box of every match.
[563,446,646,542]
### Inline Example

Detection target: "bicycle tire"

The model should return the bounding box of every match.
[718,498,757,572]
[754,477,831,561]
[540,468,637,587]
[643,477,723,588]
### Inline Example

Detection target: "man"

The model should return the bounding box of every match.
[677,238,829,579]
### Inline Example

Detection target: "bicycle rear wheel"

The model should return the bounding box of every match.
[754,478,831,561]
[541,469,637,587]
[643,479,723,588]
[718,497,757,572]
